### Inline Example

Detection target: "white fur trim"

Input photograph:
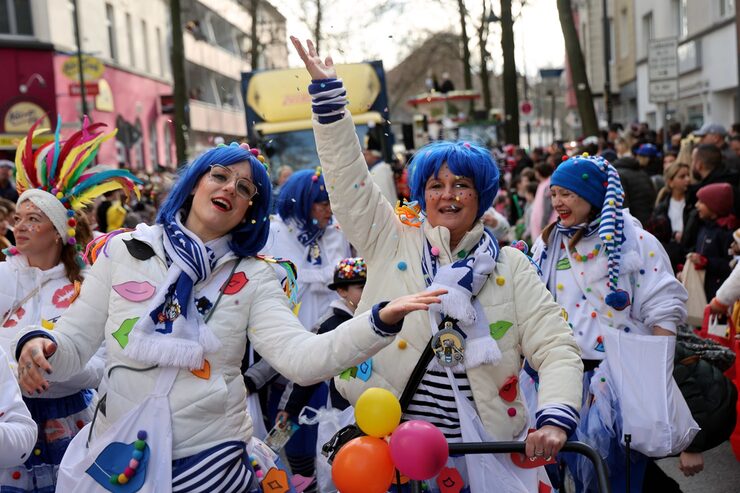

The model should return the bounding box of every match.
[18,189,69,241]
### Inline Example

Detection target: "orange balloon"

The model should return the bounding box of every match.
[331,436,395,493]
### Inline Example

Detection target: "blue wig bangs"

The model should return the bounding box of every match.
[156,144,273,257]
[276,168,329,233]
[408,141,500,219]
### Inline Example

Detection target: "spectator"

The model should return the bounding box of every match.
[529,161,557,241]
[650,162,691,270]
[613,155,657,226]
[271,164,293,213]
[690,183,738,301]
[363,130,397,204]
[694,122,740,172]
[730,135,740,158]
[512,147,534,179]
[0,160,18,202]
[708,229,740,314]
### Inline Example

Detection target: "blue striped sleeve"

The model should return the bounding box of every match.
[308,78,348,124]
[370,302,403,336]
[535,404,580,437]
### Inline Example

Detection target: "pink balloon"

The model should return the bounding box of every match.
[389,420,449,480]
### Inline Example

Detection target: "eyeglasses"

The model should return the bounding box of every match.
[208,164,258,200]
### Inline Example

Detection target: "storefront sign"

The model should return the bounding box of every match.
[61,55,105,82]
[0,133,54,150]
[3,101,51,133]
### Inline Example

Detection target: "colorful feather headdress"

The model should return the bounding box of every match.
[14,116,140,246]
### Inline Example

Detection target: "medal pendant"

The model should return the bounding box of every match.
[431,320,466,367]
[163,297,181,321]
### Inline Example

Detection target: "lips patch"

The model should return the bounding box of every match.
[52,284,77,309]
[222,272,248,295]
[113,281,157,302]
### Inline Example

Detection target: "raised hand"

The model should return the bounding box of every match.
[378,288,448,326]
[290,36,338,80]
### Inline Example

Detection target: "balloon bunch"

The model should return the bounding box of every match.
[331,388,449,493]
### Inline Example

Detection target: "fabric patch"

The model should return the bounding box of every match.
[511,451,557,469]
[261,467,290,493]
[556,257,571,271]
[112,318,139,349]
[2,307,25,328]
[489,321,513,340]
[222,272,248,295]
[437,466,464,493]
[195,296,213,315]
[113,281,157,302]
[356,359,372,381]
[498,375,518,402]
[52,284,77,309]
[190,359,211,380]
[85,440,150,492]
[123,238,156,261]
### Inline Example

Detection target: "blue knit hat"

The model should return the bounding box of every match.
[551,156,608,208]
[552,154,630,310]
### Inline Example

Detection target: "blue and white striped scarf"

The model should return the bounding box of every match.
[125,212,230,369]
[421,230,502,370]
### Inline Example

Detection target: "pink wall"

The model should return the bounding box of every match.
[53,55,175,173]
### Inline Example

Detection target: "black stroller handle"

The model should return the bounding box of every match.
[405,440,611,493]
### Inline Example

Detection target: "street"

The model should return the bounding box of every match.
[658,442,740,492]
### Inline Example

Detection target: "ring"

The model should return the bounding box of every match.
[25,362,32,369]
[535,451,545,457]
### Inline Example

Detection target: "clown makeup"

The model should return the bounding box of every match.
[424,164,479,248]
[311,200,333,229]
[13,201,62,259]
[550,185,593,228]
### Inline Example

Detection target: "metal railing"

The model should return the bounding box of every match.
[403,441,611,493]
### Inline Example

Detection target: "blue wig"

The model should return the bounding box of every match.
[408,141,500,220]
[276,168,329,236]
[156,143,272,257]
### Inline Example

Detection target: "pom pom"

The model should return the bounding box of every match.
[129,459,139,469]
[67,237,77,245]
[137,430,147,440]
[250,148,259,156]
[239,143,250,151]
[67,228,76,237]
[605,289,630,311]
[311,175,318,182]
[430,246,440,256]
[68,218,76,227]
[117,473,129,484]
[56,192,64,199]
[67,209,75,217]
[257,155,265,162]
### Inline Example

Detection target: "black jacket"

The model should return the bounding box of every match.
[694,220,736,300]
[647,193,684,272]
[614,157,657,225]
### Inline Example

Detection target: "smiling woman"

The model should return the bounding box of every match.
[293,36,583,491]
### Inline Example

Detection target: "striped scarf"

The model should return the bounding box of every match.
[124,213,230,369]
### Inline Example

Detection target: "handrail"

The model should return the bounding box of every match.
[403,440,610,493]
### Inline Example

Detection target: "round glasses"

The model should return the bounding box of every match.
[208,164,258,200]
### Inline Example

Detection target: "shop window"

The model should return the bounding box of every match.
[105,3,117,61]
[125,12,135,67]
[0,0,33,36]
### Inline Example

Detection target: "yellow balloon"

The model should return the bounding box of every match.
[355,387,402,438]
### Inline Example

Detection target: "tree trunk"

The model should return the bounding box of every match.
[249,0,259,70]
[501,0,519,145]
[456,0,474,116]
[169,0,188,165]
[478,0,492,112]
[314,0,322,54]
[557,0,599,137]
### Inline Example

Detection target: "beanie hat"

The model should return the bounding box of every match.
[696,183,734,218]
[552,154,629,310]
[10,116,140,250]
[327,257,367,290]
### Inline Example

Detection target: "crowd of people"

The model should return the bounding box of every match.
[0,37,737,493]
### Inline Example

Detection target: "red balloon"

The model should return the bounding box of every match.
[331,436,395,493]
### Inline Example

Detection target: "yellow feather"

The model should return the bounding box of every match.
[58,129,116,187]
[14,129,48,191]
[70,182,122,209]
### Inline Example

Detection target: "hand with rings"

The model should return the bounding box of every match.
[17,337,57,395]
[525,425,567,461]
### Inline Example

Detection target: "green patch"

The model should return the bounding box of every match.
[489,320,513,340]
[339,367,358,381]
[556,258,571,270]
[112,317,139,349]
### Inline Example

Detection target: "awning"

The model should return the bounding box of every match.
[255,111,384,135]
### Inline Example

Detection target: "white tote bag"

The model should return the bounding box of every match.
[56,368,178,492]
[679,255,708,327]
[601,329,700,457]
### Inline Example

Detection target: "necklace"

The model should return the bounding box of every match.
[569,243,602,262]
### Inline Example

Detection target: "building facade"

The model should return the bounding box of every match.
[634,0,737,129]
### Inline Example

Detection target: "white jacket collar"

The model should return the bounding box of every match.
[422,220,486,264]
[6,253,67,282]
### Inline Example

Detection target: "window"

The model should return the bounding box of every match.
[105,3,117,61]
[0,0,33,36]
[155,27,163,76]
[678,0,688,38]
[125,13,135,67]
[619,8,629,59]
[642,12,653,58]
[719,0,735,18]
[141,20,150,72]
[149,121,159,169]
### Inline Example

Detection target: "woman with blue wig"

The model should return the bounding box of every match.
[294,37,583,492]
[531,154,695,492]
[265,167,351,329]
[14,141,445,492]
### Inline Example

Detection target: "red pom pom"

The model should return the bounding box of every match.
[250,148,259,156]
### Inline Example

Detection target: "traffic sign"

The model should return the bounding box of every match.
[648,38,678,80]
[648,80,678,103]
[69,82,100,96]
[520,101,533,115]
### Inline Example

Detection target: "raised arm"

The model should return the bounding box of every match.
[291,36,403,261]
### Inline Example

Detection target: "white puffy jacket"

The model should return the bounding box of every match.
[14,225,395,459]
[0,254,104,398]
[313,114,583,441]
[0,345,36,467]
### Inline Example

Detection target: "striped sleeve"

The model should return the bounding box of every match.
[308,78,348,124]
[535,404,580,437]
